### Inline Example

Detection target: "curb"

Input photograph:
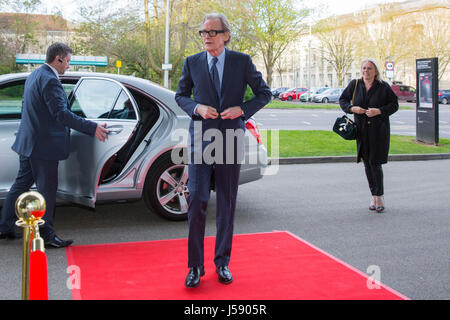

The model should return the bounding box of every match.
[270,153,450,165]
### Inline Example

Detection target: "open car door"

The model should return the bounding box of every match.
[57,77,139,207]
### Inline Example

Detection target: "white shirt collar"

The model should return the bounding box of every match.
[45,63,59,78]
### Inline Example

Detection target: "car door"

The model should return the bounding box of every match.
[0,79,25,200]
[56,77,140,207]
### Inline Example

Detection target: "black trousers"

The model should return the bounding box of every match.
[363,159,384,196]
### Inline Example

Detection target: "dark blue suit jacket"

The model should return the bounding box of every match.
[175,49,271,137]
[12,64,97,161]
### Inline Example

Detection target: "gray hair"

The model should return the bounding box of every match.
[202,13,231,46]
[361,58,383,82]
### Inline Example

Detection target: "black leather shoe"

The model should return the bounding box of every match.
[216,266,233,284]
[0,230,22,240]
[45,235,73,249]
[185,265,205,288]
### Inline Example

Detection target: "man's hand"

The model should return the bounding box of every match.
[220,106,244,120]
[95,123,109,142]
[197,104,219,119]
[350,106,366,115]
[366,108,381,117]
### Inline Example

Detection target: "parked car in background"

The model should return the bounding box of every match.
[0,72,268,221]
[279,87,308,101]
[391,84,416,102]
[300,87,328,102]
[438,90,450,104]
[271,87,289,99]
[312,88,344,103]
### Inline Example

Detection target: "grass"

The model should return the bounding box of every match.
[265,100,412,110]
[267,100,341,109]
[261,130,450,158]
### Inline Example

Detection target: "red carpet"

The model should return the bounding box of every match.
[65,231,408,300]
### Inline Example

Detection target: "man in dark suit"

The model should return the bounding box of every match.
[0,42,109,248]
[175,13,271,288]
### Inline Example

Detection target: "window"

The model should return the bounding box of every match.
[71,79,120,118]
[0,81,25,119]
[62,83,76,97]
[110,90,136,120]
[70,79,136,120]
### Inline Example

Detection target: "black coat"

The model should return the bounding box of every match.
[339,79,399,165]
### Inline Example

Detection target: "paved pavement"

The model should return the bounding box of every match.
[1,159,449,300]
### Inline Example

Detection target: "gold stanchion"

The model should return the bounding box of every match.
[15,191,46,300]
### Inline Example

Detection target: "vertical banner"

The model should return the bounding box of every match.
[416,58,439,145]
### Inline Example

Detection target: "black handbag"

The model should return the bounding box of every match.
[333,79,358,140]
[333,115,356,140]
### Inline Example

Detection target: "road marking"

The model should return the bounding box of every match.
[302,121,311,125]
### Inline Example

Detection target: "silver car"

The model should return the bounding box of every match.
[0,71,268,221]
[312,88,344,103]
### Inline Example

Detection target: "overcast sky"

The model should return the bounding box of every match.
[36,0,410,21]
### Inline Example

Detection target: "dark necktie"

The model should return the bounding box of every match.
[210,57,221,99]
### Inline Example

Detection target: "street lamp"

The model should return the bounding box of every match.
[308,22,312,90]
[162,0,172,88]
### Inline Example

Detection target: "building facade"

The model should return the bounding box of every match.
[267,0,449,90]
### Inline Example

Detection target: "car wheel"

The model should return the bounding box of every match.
[322,98,329,103]
[143,151,189,221]
[287,96,293,101]
[443,98,448,104]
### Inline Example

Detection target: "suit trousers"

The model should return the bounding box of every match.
[187,162,241,268]
[0,155,58,241]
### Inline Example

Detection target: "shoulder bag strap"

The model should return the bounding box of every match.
[352,79,359,105]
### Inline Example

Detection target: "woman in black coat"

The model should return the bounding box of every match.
[339,58,399,213]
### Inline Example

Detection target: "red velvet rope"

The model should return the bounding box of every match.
[29,250,49,300]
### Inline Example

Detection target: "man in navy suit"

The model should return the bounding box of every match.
[0,43,109,248]
[175,13,271,288]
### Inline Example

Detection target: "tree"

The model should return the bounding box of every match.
[354,3,422,82]
[0,0,42,74]
[415,8,450,81]
[244,0,309,88]
[143,0,196,88]
[314,17,357,87]
[74,3,142,72]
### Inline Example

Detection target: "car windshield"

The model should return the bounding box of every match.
[316,87,328,94]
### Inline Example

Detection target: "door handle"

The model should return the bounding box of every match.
[106,125,123,135]
[107,128,123,135]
